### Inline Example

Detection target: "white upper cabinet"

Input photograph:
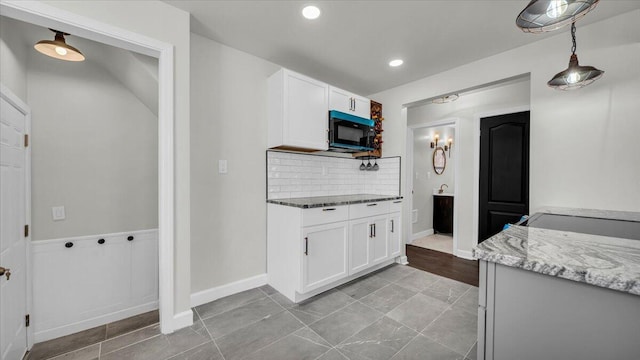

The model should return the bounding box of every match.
[329,86,371,119]
[268,69,329,151]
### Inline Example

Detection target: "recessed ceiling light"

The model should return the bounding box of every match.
[389,59,403,67]
[302,5,321,20]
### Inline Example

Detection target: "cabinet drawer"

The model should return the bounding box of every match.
[349,201,390,219]
[390,199,403,213]
[303,206,349,227]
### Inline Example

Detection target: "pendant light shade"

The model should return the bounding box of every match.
[547,23,603,90]
[516,0,600,33]
[34,30,85,62]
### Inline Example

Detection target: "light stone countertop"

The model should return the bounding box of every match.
[474,208,640,296]
[267,194,403,209]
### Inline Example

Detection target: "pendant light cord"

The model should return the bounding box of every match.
[571,22,577,55]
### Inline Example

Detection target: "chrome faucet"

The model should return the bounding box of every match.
[438,184,448,194]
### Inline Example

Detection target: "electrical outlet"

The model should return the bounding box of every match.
[218,160,228,174]
[52,206,66,221]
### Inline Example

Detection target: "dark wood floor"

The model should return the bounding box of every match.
[406,245,479,287]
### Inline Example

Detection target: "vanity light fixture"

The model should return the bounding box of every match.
[389,59,404,67]
[432,94,459,104]
[444,138,453,157]
[430,134,439,149]
[302,5,321,20]
[516,0,599,33]
[34,29,85,62]
[547,22,603,90]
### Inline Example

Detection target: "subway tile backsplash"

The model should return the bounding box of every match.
[267,151,400,199]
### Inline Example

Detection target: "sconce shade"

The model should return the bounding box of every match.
[547,54,603,90]
[34,30,85,62]
[516,0,599,33]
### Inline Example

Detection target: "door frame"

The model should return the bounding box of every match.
[0,83,32,349]
[406,118,461,258]
[472,106,530,249]
[0,1,180,335]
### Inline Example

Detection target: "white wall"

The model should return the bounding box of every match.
[42,0,192,314]
[0,16,28,101]
[190,33,279,293]
[27,50,158,241]
[369,10,640,254]
[411,126,455,236]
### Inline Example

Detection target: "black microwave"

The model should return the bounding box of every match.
[328,110,375,153]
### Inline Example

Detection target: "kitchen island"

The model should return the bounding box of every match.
[473,207,640,360]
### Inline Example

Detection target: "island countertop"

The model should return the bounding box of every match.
[473,207,640,296]
[267,194,402,209]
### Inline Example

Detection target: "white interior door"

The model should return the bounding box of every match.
[0,94,28,360]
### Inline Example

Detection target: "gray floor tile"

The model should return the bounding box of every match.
[422,308,477,356]
[288,289,355,325]
[360,284,417,314]
[293,327,332,348]
[466,342,478,360]
[309,302,383,346]
[395,271,441,292]
[422,278,472,304]
[215,310,303,360]
[338,275,391,300]
[194,288,265,320]
[337,317,418,360]
[269,291,296,309]
[451,287,479,315]
[106,310,159,339]
[27,325,106,360]
[242,329,331,360]
[202,296,283,338]
[317,349,349,360]
[48,344,100,360]
[100,320,210,360]
[101,323,162,355]
[373,265,418,283]
[391,335,467,360]
[259,284,278,296]
[166,341,224,360]
[387,293,449,332]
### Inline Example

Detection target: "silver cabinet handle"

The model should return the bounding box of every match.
[304,237,308,256]
[369,224,373,238]
[322,208,336,212]
[373,223,376,237]
[391,219,394,233]
[393,201,402,204]
[366,203,377,207]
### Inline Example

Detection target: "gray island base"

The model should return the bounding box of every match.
[474,208,640,360]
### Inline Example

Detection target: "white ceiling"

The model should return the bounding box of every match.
[166,0,640,95]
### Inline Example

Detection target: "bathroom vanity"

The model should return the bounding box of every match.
[473,207,640,360]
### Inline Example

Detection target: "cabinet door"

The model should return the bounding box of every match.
[329,86,353,114]
[285,71,329,150]
[370,215,389,265]
[433,196,454,234]
[352,95,371,119]
[348,218,371,275]
[301,222,348,293]
[388,212,402,258]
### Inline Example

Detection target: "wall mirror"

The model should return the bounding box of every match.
[433,146,446,174]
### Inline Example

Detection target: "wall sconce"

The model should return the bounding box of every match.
[444,138,453,157]
[430,134,439,148]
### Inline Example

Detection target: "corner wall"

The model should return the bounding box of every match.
[369,10,640,254]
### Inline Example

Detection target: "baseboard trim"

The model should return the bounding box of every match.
[396,256,409,265]
[190,274,268,308]
[171,309,194,332]
[411,229,434,241]
[455,249,475,260]
[34,301,158,342]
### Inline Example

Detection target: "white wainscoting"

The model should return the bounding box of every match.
[190,274,268,308]
[32,229,158,342]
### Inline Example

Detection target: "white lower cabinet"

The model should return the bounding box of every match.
[301,222,348,293]
[268,199,402,303]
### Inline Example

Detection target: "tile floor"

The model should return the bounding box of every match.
[410,234,454,254]
[27,265,478,360]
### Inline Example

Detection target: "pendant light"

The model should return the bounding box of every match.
[547,22,603,90]
[34,29,85,62]
[516,0,599,33]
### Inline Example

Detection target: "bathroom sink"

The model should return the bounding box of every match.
[433,190,454,197]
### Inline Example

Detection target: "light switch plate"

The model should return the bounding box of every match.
[218,160,228,174]
[52,206,66,221]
